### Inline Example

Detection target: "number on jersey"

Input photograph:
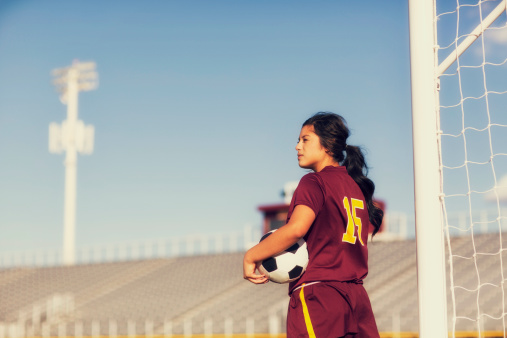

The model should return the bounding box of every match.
[342,197,365,245]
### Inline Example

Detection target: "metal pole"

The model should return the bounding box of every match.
[51,60,97,266]
[408,0,448,337]
[63,68,78,265]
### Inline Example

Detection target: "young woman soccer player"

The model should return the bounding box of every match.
[243,112,383,338]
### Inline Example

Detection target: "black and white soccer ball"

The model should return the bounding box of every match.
[258,230,309,284]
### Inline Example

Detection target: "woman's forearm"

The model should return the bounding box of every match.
[244,204,315,264]
[244,224,302,264]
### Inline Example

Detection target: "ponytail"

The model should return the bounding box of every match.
[343,145,383,236]
[303,112,383,236]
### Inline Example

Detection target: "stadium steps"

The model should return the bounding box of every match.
[0,268,37,320]
[0,268,34,290]
[0,261,159,324]
[449,246,505,329]
[168,279,247,324]
[3,233,507,333]
[165,279,288,334]
[445,233,507,331]
[366,239,416,292]
[363,239,419,332]
[74,259,173,310]
[368,260,418,332]
[74,253,246,324]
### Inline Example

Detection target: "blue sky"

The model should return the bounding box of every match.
[4,0,499,253]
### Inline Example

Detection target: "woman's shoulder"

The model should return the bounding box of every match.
[298,172,326,192]
[300,172,322,183]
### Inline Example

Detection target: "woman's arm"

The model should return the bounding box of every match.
[243,204,316,284]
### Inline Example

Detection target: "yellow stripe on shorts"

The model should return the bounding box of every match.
[299,283,316,338]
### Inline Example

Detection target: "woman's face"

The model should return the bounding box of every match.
[296,125,331,172]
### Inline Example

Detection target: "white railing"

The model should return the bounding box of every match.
[0,225,261,269]
[0,315,291,337]
[14,293,74,328]
[380,208,506,241]
[444,208,507,237]
[1,298,290,337]
[2,209,503,269]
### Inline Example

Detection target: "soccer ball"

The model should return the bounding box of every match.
[258,230,309,284]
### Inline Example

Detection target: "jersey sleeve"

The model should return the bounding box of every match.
[293,174,325,217]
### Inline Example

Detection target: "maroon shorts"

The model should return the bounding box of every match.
[287,281,379,338]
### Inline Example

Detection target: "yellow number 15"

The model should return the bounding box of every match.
[342,197,365,246]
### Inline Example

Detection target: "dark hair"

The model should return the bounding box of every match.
[302,112,383,236]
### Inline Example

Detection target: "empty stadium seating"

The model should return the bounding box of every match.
[1,233,506,335]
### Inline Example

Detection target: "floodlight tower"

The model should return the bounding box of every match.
[49,60,98,265]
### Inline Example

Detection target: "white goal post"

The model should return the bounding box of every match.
[409,0,507,337]
[408,1,448,337]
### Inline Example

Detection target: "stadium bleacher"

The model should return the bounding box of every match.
[0,233,506,335]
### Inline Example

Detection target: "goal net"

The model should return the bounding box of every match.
[437,0,507,336]
[410,0,507,337]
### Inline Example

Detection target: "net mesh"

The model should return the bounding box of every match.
[436,0,507,335]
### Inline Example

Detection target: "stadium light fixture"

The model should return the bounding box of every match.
[50,60,98,265]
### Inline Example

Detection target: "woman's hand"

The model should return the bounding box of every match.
[243,252,268,284]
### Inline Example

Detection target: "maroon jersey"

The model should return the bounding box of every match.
[288,165,370,294]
